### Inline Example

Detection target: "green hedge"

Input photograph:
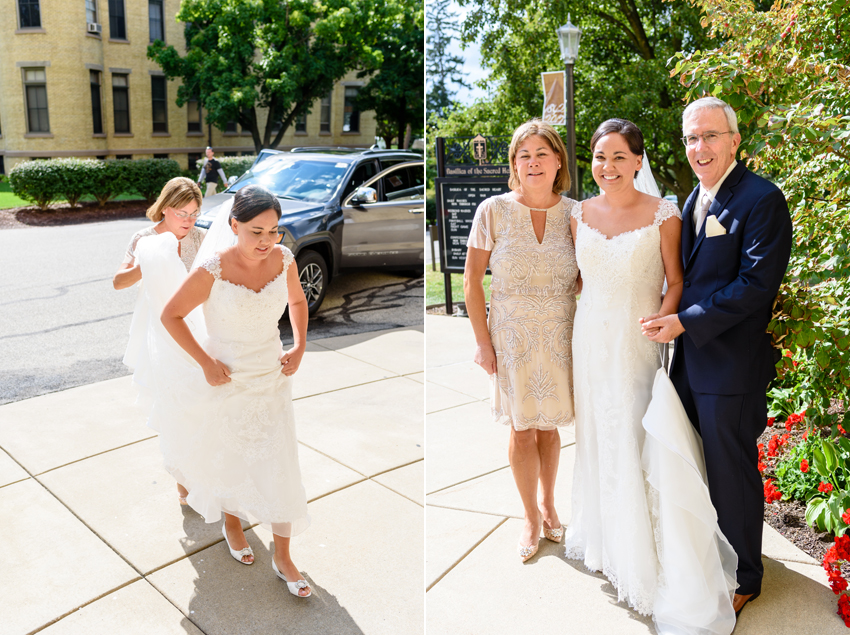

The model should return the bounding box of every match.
[191,155,257,183]
[8,158,182,209]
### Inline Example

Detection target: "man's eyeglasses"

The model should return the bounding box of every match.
[681,131,735,147]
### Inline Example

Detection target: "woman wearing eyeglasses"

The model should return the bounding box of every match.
[113,176,205,506]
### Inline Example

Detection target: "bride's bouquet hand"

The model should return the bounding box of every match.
[474,342,497,375]
[202,358,232,386]
[280,346,305,377]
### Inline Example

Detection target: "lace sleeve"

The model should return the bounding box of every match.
[199,253,222,280]
[570,199,584,223]
[653,199,682,226]
[122,227,155,264]
[280,246,295,271]
[467,198,496,251]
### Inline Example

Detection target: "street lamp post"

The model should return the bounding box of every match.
[557,15,581,200]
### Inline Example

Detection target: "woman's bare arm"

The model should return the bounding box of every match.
[463,246,496,375]
[161,268,230,385]
[280,257,308,376]
[658,216,684,317]
[113,261,142,290]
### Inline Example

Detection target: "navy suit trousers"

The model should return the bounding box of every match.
[670,346,768,595]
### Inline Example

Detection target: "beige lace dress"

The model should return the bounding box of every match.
[467,194,579,431]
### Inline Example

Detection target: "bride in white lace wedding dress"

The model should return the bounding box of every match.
[564,119,737,634]
[139,185,312,597]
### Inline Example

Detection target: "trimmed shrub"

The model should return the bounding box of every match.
[88,160,132,206]
[54,158,102,208]
[8,160,64,210]
[125,159,183,203]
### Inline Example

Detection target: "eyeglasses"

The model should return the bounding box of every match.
[173,210,201,220]
[681,131,735,147]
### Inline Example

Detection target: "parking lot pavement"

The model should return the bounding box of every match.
[0,326,424,635]
[0,219,422,405]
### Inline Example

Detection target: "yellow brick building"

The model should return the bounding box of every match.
[0,0,377,173]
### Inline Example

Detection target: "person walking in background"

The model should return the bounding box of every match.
[464,119,579,563]
[197,147,227,197]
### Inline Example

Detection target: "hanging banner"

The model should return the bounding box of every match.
[541,71,566,125]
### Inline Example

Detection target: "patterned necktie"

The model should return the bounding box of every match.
[694,193,712,235]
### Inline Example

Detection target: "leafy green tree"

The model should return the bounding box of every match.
[426,0,470,118]
[434,0,715,204]
[356,0,424,148]
[672,0,850,430]
[148,0,384,153]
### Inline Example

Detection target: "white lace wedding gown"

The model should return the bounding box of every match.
[135,234,309,538]
[564,200,737,635]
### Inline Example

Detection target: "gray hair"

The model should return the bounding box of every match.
[682,97,739,134]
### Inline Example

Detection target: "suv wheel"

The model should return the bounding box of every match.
[296,250,328,316]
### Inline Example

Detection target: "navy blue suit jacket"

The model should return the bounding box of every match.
[671,160,792,395]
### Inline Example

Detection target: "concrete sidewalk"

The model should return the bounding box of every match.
[0,326,423,635]
[425,314,845,634]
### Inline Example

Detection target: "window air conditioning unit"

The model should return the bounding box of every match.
[87,22,102,34]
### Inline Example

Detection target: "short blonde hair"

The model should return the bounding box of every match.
[508,119,571,195]
[146,177,202,222]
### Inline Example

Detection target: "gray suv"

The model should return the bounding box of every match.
[194,148,424,315]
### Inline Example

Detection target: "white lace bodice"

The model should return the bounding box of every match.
[200,247,294,344]
[572,199,680,311]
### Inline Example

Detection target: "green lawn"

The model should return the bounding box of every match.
[0,182,28,209]
[426,269,491,306]
[0,181,144,210]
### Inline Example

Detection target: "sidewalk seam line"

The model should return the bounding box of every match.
[426,516,508,592]
[33,435,158,477]
[424,441,575,496]
[25,578,142,635]
[296,441,369,477]
[291,374,404,401]
[425,503,522,520]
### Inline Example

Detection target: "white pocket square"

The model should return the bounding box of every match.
[705,215,726,237]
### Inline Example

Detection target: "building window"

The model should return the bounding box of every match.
[224,152,237,157]
[90,70,103,134]
[224,120,238,133]
[85,0,97,24]
[320,91,331,133]
[149,0,163,42]
[23,68,49,133]
[115,154,132,159]
[187,97,202,133]
[18,0,41,28]
[153,153,168,159]
[112,74,130,133]
[151,76,168,133]
[109,0,126,39]
[187,152,202,171]
[343,87,359,133]
[295,112,307,133]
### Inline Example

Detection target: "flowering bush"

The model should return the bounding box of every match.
[824,536,850,626]
[774,435,829,500]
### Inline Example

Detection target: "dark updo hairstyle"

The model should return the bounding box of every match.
[229,184,282,223]
[590,119,645,178]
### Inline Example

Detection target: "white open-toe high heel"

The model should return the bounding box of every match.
[272,557,311,597]
[221,524,254,565]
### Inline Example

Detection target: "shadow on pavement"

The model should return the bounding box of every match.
[174,513,365,635]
